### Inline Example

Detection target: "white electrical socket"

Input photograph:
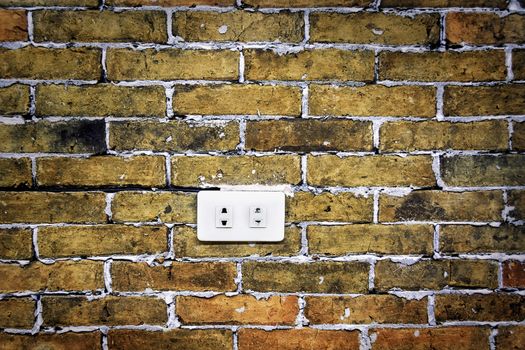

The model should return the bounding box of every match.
[249,206,267,228]
[215,206,233,228]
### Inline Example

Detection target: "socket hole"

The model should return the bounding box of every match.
[221,208,228,213]
[221,220,228,226]
[255,208,261,213]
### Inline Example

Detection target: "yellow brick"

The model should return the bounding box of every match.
[514,122,525,151]
[440,225,525,254]
[444,85,525,116]
[381,0,507,7]
[0,84,30,115]
[435,294,525,322]
[447,13,525,45]
[244,0,369,6]
[0,333,101,350]
[0,158,32,188]
[108,0,232,5]
[0,228,32,260]
[0,298,35,328]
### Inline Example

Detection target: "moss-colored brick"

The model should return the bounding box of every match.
[435,294,525,322]
[0,0,98,5]
[309,84,436,117]
[503,261,525,288]
[0,228,32,260]
[0,84,30,115]
[242,261,369,293]
[440,225,525,254]
[0,298,34,328]
[508,190,525,220]
[0,10,27,41]
[108,0,232,4]
[0,333,101,350]
[381,0,508,7]
[444,85,525,116]
[447,13,525,45]
[496,326,525,350]
[0,158,32,188]
[310,12,439,45]
[38,225,168,258]
[244,0,370,6]
[514,122,525,151]
[514,50,525,80]
[111,261,237,292]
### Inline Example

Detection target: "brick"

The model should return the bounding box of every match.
[381,0,508,7]
[43,296,167,326]
[244,49,374,81]
[379,190,503,222]
[34,10,167,43]
[514,122,525,150]
[514,50,525,80]
[0,333,101,350]
[375,260,498,291]
[109,120,239,152]
[0,158,32,188]
[0,47,101,80]
[112,261,236,292]
[0,228,32,260]
[171,155,301,186]
[503,261,525,288]
[380,120,508,152]
[0,261,104,292]
[308,155,435,187]
[108,329,232,350]
[244,0,370,6]
[0,0,99,5]
[444,85,525,116]
[36,156,166,188]
[36,84,166,117]
[173,11,303,42]
[286,191,373,222]
[0,120,106,154]
[379,51,506,82]
[38,225,168,258]
[239,328,360,350]
[440,225,525,254]
[0,10,27,41]
[310,84,436,117]
[112,191,196,223]
[173,84,302,116]
[508,190,525,220]
[447,13,525,45]
[176,295,298,325]
[370,327,491,350]
[107,49,239,81]
[0,192,106,224]
[435,294,525,322]
[173,225,301,257]
[306,295,427,324]
[242,261,370,293]
[246,119,373,152]
[0,84,29,115]
[310,13,439,45]
[308,224,433,255]
[441,155,525,186]
[107,0,233,5]
[0,298,34,328]
[497,326,525,350]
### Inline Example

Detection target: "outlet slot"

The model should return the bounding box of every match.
[215,206,233,228]
[249,206,267,228]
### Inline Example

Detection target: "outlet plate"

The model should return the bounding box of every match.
[197,191,285,242]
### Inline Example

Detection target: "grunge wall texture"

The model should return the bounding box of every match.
[0,0,524,349]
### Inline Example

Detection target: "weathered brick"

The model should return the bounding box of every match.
[370,327,491,350]
[435,294,525,322]
[109,329,232,350]
[309,84,436,117]
[306,295,427,324]
[112,191,196,223]
[0,158,32,188]
[173,84,302,116]
[444,85,525,116]
[171,155,301,186]
[112,261,236,292]
[379,51,506,82]
[176,295,298,325]
[0,192,106,224]
[173,225,301,257]
[514,50,525,80]
[36,84,166,117]
[244,49,374,81]
[0,298,34,328]
[0,228,32,260]
[514,122,525,151]
[34,10,167,43]
[441,155,525,186]
[36,156,166,188]
[109,120,239,152]
[246,119,373,152]
[286,192,373,222]
[440,225,525,254]
[497,326,525,350]
[107,49,239,81]
[379,190,503,222]
[0,333,101,350]
[503,261,525,288]
[375,260,499,291]
[173,11,303,42]
[380,120,508,152]
[107,0,233,5]
[308,224,433,255]
[38,225,168,258]
[244,0,370,6]
[0,120,106,154]
[0,10,27,41]
[310,13,439,45]
[242,261,369,293]
[308,155,435,187]
[0,0,99,5]
[508,190,525,220]
[0,261,104,292]
[381,0,508,7]
[239,328,360,350]
[43,296,167,326]
[0,84,29,115]
[0,47,100,80]
[447,13,525,45]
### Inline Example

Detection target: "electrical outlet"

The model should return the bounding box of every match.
[215,206,232,228]
[249,206,266,228]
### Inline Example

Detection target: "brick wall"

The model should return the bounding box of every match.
[0,0,524,349]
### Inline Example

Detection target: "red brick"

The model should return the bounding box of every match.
[503,261,525,288]
[0,10,27,41]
